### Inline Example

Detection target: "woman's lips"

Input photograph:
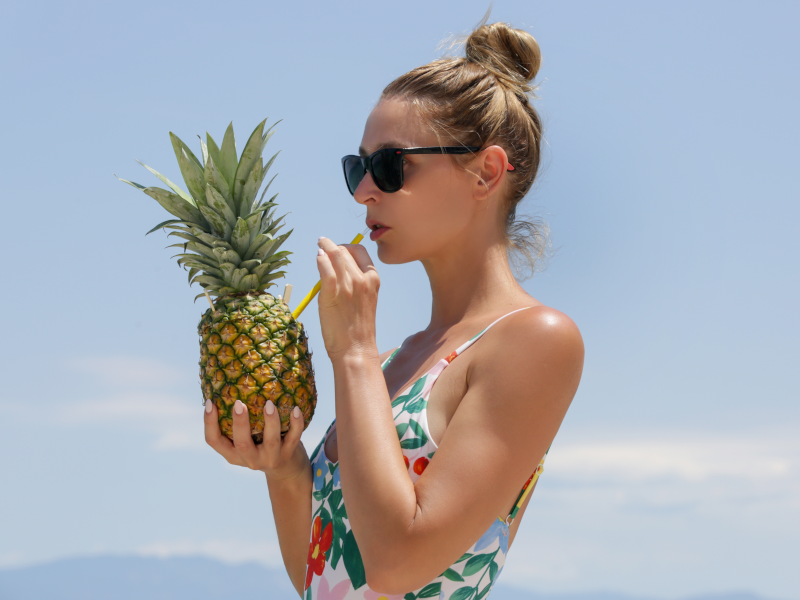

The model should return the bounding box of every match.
[369,226,390,241]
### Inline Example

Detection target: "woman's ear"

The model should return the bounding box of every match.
[472,145,509,200]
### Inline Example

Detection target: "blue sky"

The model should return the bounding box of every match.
[0,0,798,598]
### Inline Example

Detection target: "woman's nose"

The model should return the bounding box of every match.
[353,170,379,204]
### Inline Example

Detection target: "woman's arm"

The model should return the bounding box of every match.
[315,240,584,595]
[265,461,312,595]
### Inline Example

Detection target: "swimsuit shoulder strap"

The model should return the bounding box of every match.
[444,306,534,364]
[381,347,401,370]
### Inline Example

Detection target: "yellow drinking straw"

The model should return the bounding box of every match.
[292,232,365,319]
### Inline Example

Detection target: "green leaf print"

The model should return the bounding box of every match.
[400,438,428,450]
[407,419,426,439]
[306,587,312,600]
[455,552,473,563]
[404,398,427,414]
[393,376,427,408]
[462,553,494,577]
[476,583,492,600]
[442,567,465,582]
[489,560,498,583]
[342,529,367,590]
[450,586,476,600]
[328,462,337,475]
[329,489,343,512]
[409,376,427,397]
[333,516,346,545]
[391,392,412,408]
[330,534,342,570]
[398,419,428,450]
[329,489,346,570]
[395,422,409,439]
[331,514,346,562]
[404,594,417,600]
[319,506,332,528]
[313,481,333,503]
[418,582,442,598]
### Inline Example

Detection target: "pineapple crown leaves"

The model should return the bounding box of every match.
[118,118,291,300]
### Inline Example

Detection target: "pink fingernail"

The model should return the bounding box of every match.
[265,401,275,415]
[234,400,245,415]
[317,248,324,256]
[292,406,301,419]
[205,401,213,414]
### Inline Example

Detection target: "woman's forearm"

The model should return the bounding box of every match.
[266,464,313,596]
[333,353,419,559]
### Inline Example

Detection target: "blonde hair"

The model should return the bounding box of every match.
[381,19,550,280]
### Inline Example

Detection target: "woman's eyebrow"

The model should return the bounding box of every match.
[358,141,408,156]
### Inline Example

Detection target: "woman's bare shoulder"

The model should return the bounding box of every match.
[516,304,583,347]
[470,304,584,395]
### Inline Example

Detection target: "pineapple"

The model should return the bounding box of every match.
[119,119,317,442]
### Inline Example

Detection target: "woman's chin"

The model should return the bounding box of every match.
[374,244,416,265]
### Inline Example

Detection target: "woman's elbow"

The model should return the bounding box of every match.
[364,561,401,595]
[364,555,419,596]
[365,554,430,596]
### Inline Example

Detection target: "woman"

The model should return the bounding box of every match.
[204,20,584,600]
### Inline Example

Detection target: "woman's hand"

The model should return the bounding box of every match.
[204,399,309,482]
[316,237,381,361]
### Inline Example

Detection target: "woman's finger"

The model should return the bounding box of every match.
[280,405,305,462]
[204,401,244,466]
[318,237,356,285]
[341,243,376,274]
[258,400,282,468]
[231,400,259,469]
[316,247,340,303]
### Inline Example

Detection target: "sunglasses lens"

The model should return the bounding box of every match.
[343,156,365,195]
[371,149,403,192]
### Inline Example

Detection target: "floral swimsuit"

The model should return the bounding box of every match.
[305,307,547,600]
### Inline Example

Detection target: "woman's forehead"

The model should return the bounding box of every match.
[359,98,437,154]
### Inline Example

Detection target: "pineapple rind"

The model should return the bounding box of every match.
[199,292,317,441]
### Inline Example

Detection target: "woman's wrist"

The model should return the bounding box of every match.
[328,343,381,367]
[266,467,308,488]
[264,451,311,484]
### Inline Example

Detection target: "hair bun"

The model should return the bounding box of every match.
[465,22,541,85]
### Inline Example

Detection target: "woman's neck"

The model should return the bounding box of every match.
[421,238,530,332]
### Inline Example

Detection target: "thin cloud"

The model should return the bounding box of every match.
[68,356,191,387]
[136,539,284,568]
[62,391,203,450]
[548,436,798,483]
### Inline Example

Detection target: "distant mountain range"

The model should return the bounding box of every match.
[0,556,781,600]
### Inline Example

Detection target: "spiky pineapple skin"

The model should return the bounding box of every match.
[198,291,317,442]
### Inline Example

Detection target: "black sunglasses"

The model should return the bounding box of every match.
[341,146,481,195]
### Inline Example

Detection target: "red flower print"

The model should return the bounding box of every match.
[413,456,429,475]
[403,455,410,470]
[305,515,333,589]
